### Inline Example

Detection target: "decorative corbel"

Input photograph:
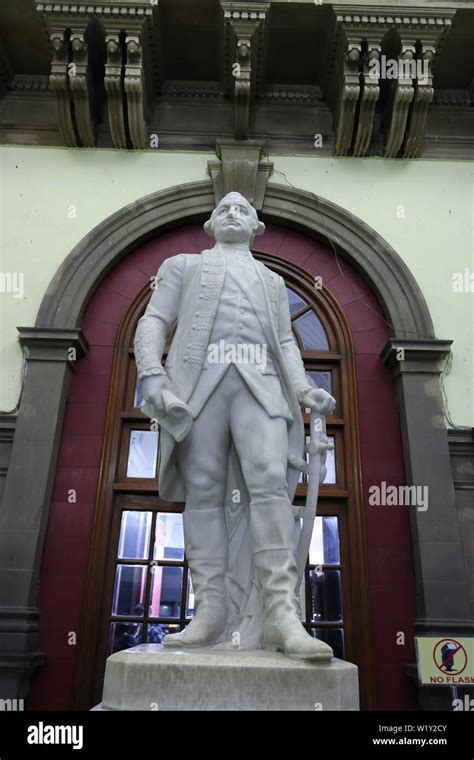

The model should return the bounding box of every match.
[104,31,127,150]
[100,7,156,150]
[326,8,453,159]
[37,1,158,150]
[326,14,383,157]
[353,35,381,157]
[69,26,96,147]
[383,13,453,158]
[48,27,77,147]
[207,140,273,210]
[234,31,253,139]
[333,34,361,157]
[221,2,269,140]
[400,15,455,160]
[383,41,416,158]
[124,30,149,150]
[36,3,98,147]
[327,15,384,157]
[402,43,435,158]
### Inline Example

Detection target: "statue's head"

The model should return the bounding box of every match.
[204,192,265,245]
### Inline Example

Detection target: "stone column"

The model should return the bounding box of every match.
[0,328,88,699]
[381,338,473,633]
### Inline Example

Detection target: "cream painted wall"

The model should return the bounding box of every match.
[0,145,472,426]
[0,147,215,413]
[269,157,474,429]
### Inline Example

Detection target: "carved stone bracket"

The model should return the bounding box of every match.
[332,33,362,157]
[104,31,127,149]
[36,1,157,149]
[325,7,455,158]
[69,26,96,147]
[48,26,77,146]
[36,4,98,146]
[353,33,381,157]
[221,2,269,140]
[383,40,416,158]
[100,8,156,150]
[381,15,453,158]
[208,140,273,209]
[327,17,383,158]
[401,33,438,158]
[124,30,150,150]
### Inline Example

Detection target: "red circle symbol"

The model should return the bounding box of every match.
[432,638,467,676]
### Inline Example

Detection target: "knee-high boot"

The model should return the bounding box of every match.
[250,499,333,661]
[163,507,228,648]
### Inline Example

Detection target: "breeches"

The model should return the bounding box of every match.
[176,364,289,509]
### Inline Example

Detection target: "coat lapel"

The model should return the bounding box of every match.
[199,247,226,327]
[184,248,226,352]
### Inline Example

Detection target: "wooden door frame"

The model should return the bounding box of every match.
[257,251,376,708]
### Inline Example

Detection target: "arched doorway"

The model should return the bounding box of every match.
[24,182,450,712]
[28,215,420,712]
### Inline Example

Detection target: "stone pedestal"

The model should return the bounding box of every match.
[100,644,359,711]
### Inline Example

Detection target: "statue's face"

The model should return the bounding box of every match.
[211,194,256,244]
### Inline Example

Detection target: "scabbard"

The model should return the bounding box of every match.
[295,411,325,593]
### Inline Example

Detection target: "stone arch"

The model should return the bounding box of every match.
[36,181,435,341]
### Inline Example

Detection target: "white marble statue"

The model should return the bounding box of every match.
[134,192,336,661]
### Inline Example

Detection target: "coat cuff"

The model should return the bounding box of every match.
[138,366,167,381]
[295,384,314,401]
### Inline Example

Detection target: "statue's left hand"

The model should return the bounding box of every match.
[298,387,336,416]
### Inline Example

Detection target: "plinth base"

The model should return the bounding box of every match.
[100,644,359,711]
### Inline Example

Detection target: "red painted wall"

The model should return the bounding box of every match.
[29,222,418,711]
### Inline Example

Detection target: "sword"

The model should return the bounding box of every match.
[289,411,334,594]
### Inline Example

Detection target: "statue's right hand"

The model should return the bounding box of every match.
[141,374,172,413]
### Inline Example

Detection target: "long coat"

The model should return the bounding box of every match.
[134,246,309,645]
